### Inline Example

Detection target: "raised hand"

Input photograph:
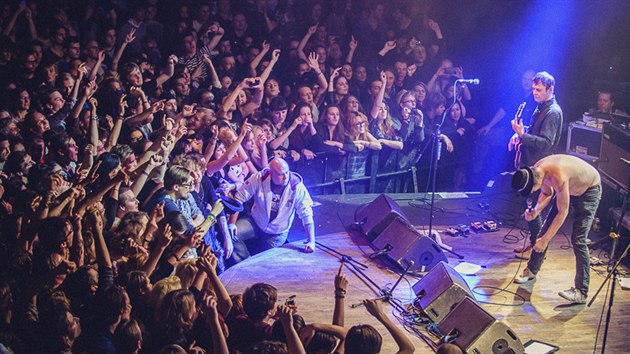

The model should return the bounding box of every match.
[271,48,281,62]
[383,40,396,52]
[261,40,270,52]
[156,223,172,249]
[307,52,320,70]
[307,23,318,36]
[124,28,137,44]
[348,35,358,50]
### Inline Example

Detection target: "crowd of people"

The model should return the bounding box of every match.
[0,0,522,353]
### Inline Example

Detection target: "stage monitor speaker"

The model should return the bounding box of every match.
[412,262,473,323]
[437,297,525,354]
[356,194,407,240]
[373,217,447,272]
[599,123,630,190]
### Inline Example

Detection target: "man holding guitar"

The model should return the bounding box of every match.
[508,71,563,259]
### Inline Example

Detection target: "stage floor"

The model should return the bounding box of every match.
[219,192,630,353]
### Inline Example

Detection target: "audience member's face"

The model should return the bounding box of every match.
[182,35,196,55]
[413,45,427,63]
[177,177,194,200]
[325,107,340,126]
[261,124,273,141]
[271,109,287,126]
[298,106,313,125]
[270,159,290,187]
[214,142,226,160]
[66,138,79,162]
[328,43,341,60]
[341,64,353,80]
[124,153,138,170]
[450,104,462,121]
[45,65,58,84]
[31,112,50,135]
[3,121,20,138]
[369,80,382,96]
[174,78,190,97]
[104,29,116,47]
[18,90,30,110]
[346,96,359,113]
[265,80,279,97]
[413,85,426,103]
[54,27,66,45]
[298,87,313,104]
[532,82,553,104]
[335,77,348,96]
[64,311,82,340]
[394,61,407,82]
[315,47,326,63]
[127,68,143,87]
[355,66,367,82]
[49,91,66,113]
[233,14,247,31]
[242,132,255,151]
[296,63,309,77]
[377,102,389,120]
[350,115,366,135]
[31,45,43,63]
[221,56,236,73]
[199,92,214,109]
[165,99,177,112]
[385,71,394,89]
[85,40,100,60]
[22,54,37,74]
[219,40,231,54]
[0,139,9,162]
[597,93,613,112]
[67,42,81,59]
[198,5,210,22]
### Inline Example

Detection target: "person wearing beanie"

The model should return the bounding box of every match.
[511,154,601,304]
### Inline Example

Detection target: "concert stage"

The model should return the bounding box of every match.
[219,192,630,353]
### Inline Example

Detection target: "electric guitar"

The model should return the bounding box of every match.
[512,102,527,168]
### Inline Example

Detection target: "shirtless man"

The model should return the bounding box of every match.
[511,154,601,304]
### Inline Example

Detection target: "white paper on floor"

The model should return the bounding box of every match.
[454,262,482,275]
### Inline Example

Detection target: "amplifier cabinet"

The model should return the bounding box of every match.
[599,123,630,190]
[566,121,602,161]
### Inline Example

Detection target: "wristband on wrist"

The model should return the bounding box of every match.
[90,116,99,121]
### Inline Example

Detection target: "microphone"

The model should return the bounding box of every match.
[369,244,392,259]
[526,198,534,212]
[456,78,480,85]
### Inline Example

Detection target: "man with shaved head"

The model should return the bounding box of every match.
[227,157,316,264]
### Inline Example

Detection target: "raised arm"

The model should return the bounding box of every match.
[155,54,178,87]
[333,263,348,326]
[111,28,136,72]
[297,24,318,63]
[306,52,328,105]
[240,78,264,117]
[370,71,388,119]
[248,41,271,77]
[364,299,415,354]
[88,97,99,152]
[259,48,281,84]
[203,54,222,89]
[106,94,127,150]
[345,35,357,64]
[204,23,225,53]
[88,51,107,81]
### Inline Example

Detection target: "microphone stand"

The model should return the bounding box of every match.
[587,175,630,354]
[426,81,460,245]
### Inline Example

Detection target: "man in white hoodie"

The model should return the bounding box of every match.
[228,157,316,264]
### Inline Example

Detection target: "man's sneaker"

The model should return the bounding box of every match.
[514,268,536,284]
[558,287,587,304]
[513,244,531,253]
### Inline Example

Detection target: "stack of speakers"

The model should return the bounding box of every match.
[356,194,447,272]
[413,262,525,354]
